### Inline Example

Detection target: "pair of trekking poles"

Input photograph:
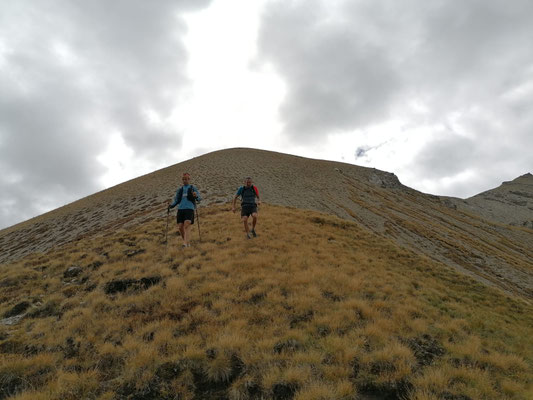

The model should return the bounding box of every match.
[164,206,201,246]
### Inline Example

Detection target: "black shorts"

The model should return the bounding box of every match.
[177,209,195,224]
[241,205,258,217]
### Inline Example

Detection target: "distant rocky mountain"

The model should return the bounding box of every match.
[451,173,533,229]
[1,148,532,299]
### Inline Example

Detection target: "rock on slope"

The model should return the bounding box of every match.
[0,148,532,299]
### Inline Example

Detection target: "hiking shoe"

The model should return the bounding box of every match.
[246,233,251,239]
[251,229,257,237]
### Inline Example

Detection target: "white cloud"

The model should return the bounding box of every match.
[173,0,286,159]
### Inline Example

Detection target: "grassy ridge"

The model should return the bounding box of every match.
[1,204,532,399]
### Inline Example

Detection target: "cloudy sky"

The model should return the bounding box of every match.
[1,0,532,229]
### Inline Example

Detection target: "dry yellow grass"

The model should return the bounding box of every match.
[1,203,532,399]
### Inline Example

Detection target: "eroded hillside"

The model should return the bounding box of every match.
[1,148,531,300]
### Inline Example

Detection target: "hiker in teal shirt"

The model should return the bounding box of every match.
[168,172,201,248]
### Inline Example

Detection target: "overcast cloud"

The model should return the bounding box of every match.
[257,0,533,195]
[0,0,211,228]
[1,0,533,230]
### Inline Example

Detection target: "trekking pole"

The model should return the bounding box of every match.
[195,207,202,242]
[164,206,170,245]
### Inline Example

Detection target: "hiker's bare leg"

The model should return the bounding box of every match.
[178,223,185,239]
[252,212,258,230]
[241,216,250,234]
[183,220,192,245]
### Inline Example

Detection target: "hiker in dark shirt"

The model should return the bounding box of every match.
[232,177,261,239]
[168,173,201,248]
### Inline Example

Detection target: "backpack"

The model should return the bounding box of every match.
[240,185,258,204]
[177,186,196,205]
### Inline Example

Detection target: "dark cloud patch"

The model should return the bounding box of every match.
[257,1,402,140]
[355,142,388,160]
[411,108,530,197]
[355,146,369,159]
[0,48,106,228]
[259,0,533,128]
[258,0,533,197]
[0,0,212,229]
[414,134,476,179]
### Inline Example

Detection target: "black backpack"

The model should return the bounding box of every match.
[240,185,258,203]
[177,186,196,205]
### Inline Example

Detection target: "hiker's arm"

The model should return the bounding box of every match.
[169,190,179,209]
[232,187,242,212]
[255,187,261,206]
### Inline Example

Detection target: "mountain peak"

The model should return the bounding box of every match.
[463,171,533,229]
[508,172,533,185]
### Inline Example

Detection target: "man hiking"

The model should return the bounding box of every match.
[168,172,201,248]
[232,177,261,239]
